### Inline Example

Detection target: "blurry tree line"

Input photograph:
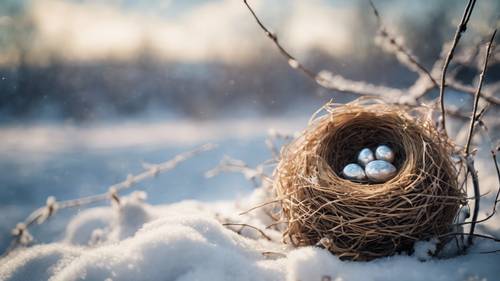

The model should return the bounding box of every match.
[0,0,498,123]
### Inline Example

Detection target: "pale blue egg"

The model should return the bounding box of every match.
[365,160,397,182]
[357,148,375,166]
[342,163,366,181]
[375,145,395,162]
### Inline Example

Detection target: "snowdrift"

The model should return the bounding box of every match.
[1,188,499,281]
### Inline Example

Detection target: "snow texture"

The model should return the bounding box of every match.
[1,117,500,281]
[1,188,500,281]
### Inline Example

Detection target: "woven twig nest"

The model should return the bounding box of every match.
[274,98,465,261]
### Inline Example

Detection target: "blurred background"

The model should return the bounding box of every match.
[0,0,499,253]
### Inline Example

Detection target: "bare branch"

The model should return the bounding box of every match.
[464,29,496,247]
[447,78,500,105]
[438,0,477,135]
[205,156,272,187]
[475,249,500,254]
[243,1,318,84]
[464,30,496,155]
[4,143,216,256]
[489,146,500,217]
[243,0,403,98]
[466,158,481,247]
[408,41,500,105]
[369,0,439,87]
[463,121,500,227]
[316,71,405,98]
[439,232,500,242]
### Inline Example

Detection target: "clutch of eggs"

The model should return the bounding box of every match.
[343,145,397,183]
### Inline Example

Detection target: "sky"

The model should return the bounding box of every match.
[1,0,498,66]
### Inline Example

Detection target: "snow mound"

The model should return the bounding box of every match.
[1,192,499,281]
[0,192,285,281]
[287,246,500,281]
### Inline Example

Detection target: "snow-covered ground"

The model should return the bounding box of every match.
[0,118,303,253]
[0,117,499,281]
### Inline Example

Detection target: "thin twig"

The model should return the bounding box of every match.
[3,143,216,256]
[261,251,287,258]
[243,1,318,83]
[243,0,402,98]
[464,125,500,227]
[369,0,500,107]
[438,0,477,135]
[489,146,500,215]
[439,232,500,242]
[239,199,282,216]
[465,158,480,247]
[205,156,272,187]
[369,0,439,87]
[223,223,272,241]
[464,29,496,247]
[475,249,500,254]
[408,42,500,105]
[446,78,500,105]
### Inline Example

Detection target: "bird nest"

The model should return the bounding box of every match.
[274,98,465,261]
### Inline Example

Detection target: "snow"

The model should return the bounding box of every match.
[0,192,285,281]
[1,186,500,281]
[287,246,500,281]
[1,118,499,281]
[413,238,438,261]
[0,118,303,158]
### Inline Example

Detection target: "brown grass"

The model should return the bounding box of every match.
[274,98,465,261]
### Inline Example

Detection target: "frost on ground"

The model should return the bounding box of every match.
[1,119,499,281]
[1,185,500,281]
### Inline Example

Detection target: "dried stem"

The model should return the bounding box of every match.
[369,0,438,87]
[490,147,500,216]
[463,29,496,247]
[243,0,403,98]
[261,251,287,258]
[222,223,272,241]
[466,158,480,246]
[4,143,216,256]
[439,232,500,242]
[439,0,477,135]
[205,156,272,187]
[464,30,497,155]
[446,78,500,105]
[243,1,317,83]
[370,0,500,107]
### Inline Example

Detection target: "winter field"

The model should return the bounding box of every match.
[1,0,500,280]
[0,115,499,281]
